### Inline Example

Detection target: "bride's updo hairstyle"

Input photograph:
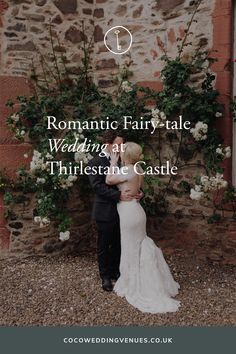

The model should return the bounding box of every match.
[123,142,144,164]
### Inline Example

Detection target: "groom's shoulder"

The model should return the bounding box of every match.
[88,154,103,166]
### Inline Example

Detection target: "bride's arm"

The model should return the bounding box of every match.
[106,171,127,185]
[106,151,127,185]
[106,165,128,185]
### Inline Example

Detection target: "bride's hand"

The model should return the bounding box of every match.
[110,151,119,165]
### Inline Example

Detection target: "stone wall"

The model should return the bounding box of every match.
[6,190,96,258]
[1,1,214,84]
[0,0,235,264]
[0,0,94,77]
[93,0,214,87]
[148,214,236,265]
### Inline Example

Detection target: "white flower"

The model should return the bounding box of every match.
[190,121,208,141]
[194,184,202,192]
[34,150,41,158]
[200,176,209,184]
[59,230,70,241]
[68,175,77,182]
[40,217,50,228]
[200,175,211,192]
[45,153,53,159]
[59,174,78,189]
[41,217,50,224]
[215,112,222,118]
[203,173,227,190]
[121,81,132,93]
[34,216,41,223]
[160,112,166,120]
[152,108,166,120]
[21,130,25,136]
[225,146,231,158]
[216,147,224,156]
[11,113,20,122]
[216,145,231,159]
[190,173,228,201]
[42,163,48,170]
[34,215,50,228]
[190,187,204,200]
[74,152,83,162]
[213,173,228,189]
[151,108,166,128]
[36,177,46,184]
[30,150,44,173]
[60,180,69,189]
[74,151,90,164]
[222,180,228,188]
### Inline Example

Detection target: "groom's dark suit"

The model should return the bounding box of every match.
[88,155,121,279]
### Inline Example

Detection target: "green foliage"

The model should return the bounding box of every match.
[3,192,14,206]
[231,98,236,122]
[4,26,154,233]
[3,5,236,238]
[207,213,221,224]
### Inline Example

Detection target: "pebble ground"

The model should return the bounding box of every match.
[0,253,235,326]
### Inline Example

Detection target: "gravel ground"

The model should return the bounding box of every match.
[0,253,235,326]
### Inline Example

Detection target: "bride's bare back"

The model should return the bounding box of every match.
[118,166,144,196]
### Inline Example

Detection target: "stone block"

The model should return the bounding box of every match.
[0,227,10,251]
[53,0,77,14]
[0,76,31,103]
[94,8,104,18]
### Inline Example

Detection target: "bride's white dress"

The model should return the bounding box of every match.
[113,166,181,314]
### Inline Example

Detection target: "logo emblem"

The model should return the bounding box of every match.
[104,26,132,55]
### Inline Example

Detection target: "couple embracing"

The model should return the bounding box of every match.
[88,131,180,314]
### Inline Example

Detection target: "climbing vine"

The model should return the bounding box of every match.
[2,3,236,241]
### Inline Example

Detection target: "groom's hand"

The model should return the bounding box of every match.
[134,190,144,200]
[120,190,133,201]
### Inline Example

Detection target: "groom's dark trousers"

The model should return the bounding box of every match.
[88,155,121,279]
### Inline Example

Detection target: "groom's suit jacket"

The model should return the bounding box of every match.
[88,155,121,222]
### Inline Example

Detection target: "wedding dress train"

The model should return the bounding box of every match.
[113,169,180,314]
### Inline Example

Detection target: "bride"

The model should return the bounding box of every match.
[105,142,181,314]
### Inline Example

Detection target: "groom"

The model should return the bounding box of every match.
[88,130,133,292]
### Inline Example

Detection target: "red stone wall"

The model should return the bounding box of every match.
[212,0,233,182]
[0,0,235,263]
[0,76,32,256]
